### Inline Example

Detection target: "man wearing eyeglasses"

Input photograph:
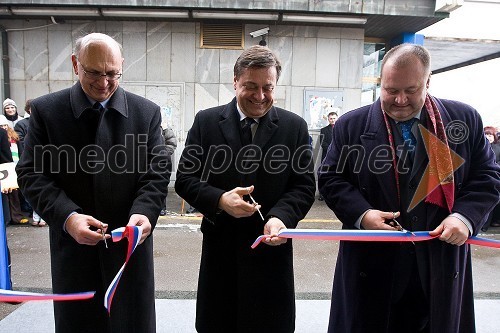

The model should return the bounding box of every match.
[16,33,171,332]
[176,45,315,332]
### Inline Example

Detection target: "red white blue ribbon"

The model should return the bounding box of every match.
[104,225,142,315]
[466,236,500,249]
[0,289,95,302]
[251,229,500,249]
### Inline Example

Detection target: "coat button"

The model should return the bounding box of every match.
[411,216,418,223]
[360,272,367,278]
[453,272,459,279]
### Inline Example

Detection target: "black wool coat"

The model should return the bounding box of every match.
[16,82,171,333]
[176,98,316,332]
[319,97,500,333]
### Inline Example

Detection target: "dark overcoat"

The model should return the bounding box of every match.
[16,82,171,333]
[175,98,316,332]
[320,124,333,161]
[318,97,500,333]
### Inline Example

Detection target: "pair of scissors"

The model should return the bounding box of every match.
[100,223,108,248]
[385,217,415,244]
[247,191,265,221]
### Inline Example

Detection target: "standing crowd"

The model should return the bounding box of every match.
[0,33,498,333]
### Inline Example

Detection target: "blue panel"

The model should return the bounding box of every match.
[390,33,424,47]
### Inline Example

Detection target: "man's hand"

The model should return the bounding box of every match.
[127,214,152,244]
[218,185,261,218]
[66,213,110,246]
[361,210,401,230]
[263,217,287,246]
[429,216,470,246]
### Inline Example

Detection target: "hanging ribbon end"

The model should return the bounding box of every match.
[251,235,266,249]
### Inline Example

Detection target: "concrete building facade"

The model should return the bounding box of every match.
[1,1,455,177]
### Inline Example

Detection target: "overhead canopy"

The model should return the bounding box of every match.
[363,14,500,74]
[424,37,500,74]
[2,4,498,73]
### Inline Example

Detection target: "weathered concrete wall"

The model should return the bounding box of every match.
[0,18,363,124]
[2,0,436,16]
[0,18,364,177]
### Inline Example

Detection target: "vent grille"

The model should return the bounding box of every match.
[201,23,244,49]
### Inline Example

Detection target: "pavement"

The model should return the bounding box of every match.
[1,192,500,332]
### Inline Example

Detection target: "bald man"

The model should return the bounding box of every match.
[17,33,171,332]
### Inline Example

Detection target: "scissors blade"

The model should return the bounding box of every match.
[248,193,265,221]
[391,219,415,243]
[101,229,108,248]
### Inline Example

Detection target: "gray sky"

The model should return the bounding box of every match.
[419,0,500,127]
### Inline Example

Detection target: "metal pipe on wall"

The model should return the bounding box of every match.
[0,26,10,99]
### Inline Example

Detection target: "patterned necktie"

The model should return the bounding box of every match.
[400,118,417,148]
[241,117,255,146]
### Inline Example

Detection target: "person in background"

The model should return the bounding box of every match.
[2,99,23,129]
[159,124,177,216]
[14,99,32,152]
[484,126,500,163]
[318,111,338,201]
[175,45,316,332]
[0,115,28,225]
[318,44,499,333]
[481,126,500,230]
[16,33,171,332]
[14,100,43,226]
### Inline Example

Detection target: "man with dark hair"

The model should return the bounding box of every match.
[318,111,338,201]
[176,45,315,332]
[319,43,499,332]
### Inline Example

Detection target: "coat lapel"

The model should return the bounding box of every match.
[218,98,242,153]
[360,101,400,212]
[253,106,278,149]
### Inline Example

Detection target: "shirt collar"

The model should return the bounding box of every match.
[395,110,422,124]
[87,97,110,109]
[236,103,260,124]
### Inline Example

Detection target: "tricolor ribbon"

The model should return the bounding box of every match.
[251,229,500,249]
[0,226,142,307]
[0,289,95,302]
[104,225,142,315]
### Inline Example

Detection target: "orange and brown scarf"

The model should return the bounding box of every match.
[384,94,463,213]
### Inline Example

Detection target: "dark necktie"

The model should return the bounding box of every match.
[92,102,103,117]
[89,102,104,140]
[241,117,255,146]
[399,118,417,163]
[400,118,417,148]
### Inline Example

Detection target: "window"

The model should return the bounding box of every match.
[362,39,386,105]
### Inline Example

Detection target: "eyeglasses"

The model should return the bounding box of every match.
[78,61,122,81]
